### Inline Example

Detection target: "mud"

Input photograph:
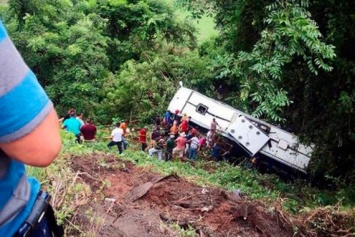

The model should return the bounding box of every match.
[69,152,296,237]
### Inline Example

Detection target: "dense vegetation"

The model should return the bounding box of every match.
[0,0,354,188]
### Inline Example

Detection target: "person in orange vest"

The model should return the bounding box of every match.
[170,120,179,139]
[120,120,129,149]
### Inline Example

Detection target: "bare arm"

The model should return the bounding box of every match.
[0,108,62,167]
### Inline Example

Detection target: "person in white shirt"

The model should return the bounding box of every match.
[76,112,85,127]
[107,122,124,154]
[187,134,200,160]
[206,130,213,148]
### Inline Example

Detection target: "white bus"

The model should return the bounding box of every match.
[168,86,313,174]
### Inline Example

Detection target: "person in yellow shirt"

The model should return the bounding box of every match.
[182,113,188,122]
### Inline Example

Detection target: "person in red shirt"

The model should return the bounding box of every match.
[80,119,97,142]
[138,127,148,151]
[191,127,197,136]
[179,119,189,133]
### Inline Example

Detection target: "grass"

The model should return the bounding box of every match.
[178,11,218,43]
[164,0,218,44]
[25,131,355,235]
[34,131,355,211]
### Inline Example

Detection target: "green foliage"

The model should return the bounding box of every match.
[169,223,196,237]
[3,0,198,122]
[99,47,215,124]
[5,0,110,117]
[26,166,47,183]
[165,0,217,44]
[233,0,335,122]
[97,0,197,71]
[2,0,354,183]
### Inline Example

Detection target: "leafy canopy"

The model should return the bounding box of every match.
[234,0,336,121]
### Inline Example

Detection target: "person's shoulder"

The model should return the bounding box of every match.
[75,118,83,125]
[63,118,70,125]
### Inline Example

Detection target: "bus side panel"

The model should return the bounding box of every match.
[167,88,193,114]
[260,141,310,173]
[187,92,236,131]
[226,115,270,156]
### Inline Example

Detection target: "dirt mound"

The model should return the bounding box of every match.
[67,152,300,236]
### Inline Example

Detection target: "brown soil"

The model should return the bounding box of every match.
[68,152,299,237]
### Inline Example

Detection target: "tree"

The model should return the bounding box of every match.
[234,0,335,122]
[3,0,198,120]
[96,0,197,71]
[177,0,355,182]
[99,45,215,124]
[5,0,110,116]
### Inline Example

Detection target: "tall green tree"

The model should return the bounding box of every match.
[178,0,355,182]
[3,0,198,120]
[234,1,335,122]
[5,0,110,116]
[99,45,215,124]
[96,0,197,71]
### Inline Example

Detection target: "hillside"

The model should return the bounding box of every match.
[2,0,354,236]
[69,153,291,236]
[41,132,354,237]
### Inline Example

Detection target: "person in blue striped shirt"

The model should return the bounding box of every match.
[0,20,62,236]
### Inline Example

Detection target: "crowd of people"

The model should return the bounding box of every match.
[59,107,230,162]
[139,110,230,162]
[60,111,131,155]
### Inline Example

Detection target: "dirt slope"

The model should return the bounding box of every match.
[68,153,297,237]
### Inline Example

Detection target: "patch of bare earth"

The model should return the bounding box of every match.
[68,152,352,237]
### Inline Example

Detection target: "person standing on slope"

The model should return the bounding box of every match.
[107,122,124,154]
